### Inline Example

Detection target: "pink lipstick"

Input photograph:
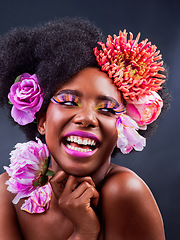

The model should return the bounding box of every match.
[63,131,100,158]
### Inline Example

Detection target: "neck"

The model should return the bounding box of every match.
[90,159,112,187]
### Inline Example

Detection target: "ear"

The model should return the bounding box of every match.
[36,111,46,135]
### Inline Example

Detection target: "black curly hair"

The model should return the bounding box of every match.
[0,17,171,156]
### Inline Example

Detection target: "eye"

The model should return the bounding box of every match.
[98,107,116,115]
[96,101,118,115]
[61,101,79,106]
[51,95,80,107]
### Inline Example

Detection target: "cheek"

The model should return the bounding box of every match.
[44,105,69,143]
[101,117,118,148]
[46,104,70,128]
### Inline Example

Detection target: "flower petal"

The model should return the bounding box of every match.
[21,183,52,214]
[11,106,35,125]
[117,114,146,154]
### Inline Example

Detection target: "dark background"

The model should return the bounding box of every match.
[0,0,179,239]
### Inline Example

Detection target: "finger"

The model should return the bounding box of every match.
[63,175,95,195]
[71,181,95,199]
[91,188,100,207]
[79,187,100,207]
[50,171,69,199]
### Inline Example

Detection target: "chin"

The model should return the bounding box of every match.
[61,162,97,177]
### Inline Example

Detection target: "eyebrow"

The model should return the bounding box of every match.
[97,95,120,107]
[57,89,82,96]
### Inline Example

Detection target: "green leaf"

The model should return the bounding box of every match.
[14,75,21,83]
[33,175,48,187]
[46,169,56,177]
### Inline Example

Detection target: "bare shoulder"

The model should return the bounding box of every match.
[99,164,165,240]
[0,172,23,239]
[0,172,13,200]
[101,164,152,199]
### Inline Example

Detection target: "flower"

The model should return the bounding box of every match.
[126,91,163,126]
[116,114,146,154]
[94,30,165,101]
[8,73,43,125]
[4,138,51,204]
[21,183,52,214]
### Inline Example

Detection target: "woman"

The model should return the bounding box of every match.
[0,17,169,239]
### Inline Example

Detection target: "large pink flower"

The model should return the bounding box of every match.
[8,73,43,125]
[94,30,165,101]
[116,114,146,154]
[126,91,163,126]
[4,138,50,204]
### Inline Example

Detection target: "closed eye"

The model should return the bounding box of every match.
[98,107,116,115]
[60,101,79,106]
[96,100,125,116]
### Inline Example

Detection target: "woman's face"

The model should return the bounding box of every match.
[39,67,124,176]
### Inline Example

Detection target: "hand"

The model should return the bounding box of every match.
[50,171,100,239]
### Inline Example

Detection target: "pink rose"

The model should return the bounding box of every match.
[8,73,43,125]
[126,91,163,126]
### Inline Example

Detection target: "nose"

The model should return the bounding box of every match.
[73,106,99,128]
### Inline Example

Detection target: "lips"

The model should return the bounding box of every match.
[62,131,100,158]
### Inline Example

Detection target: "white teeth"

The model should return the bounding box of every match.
[67,144,92,152]
[66,135,97,146]
[83,139,87,145]
[77,139,83,144]
[87,139,91,145]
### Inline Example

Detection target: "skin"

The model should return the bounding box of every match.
[0,67,165,239]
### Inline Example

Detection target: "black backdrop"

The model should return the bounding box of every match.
[0,0,179,239]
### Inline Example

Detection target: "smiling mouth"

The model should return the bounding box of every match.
[63,135,98,153]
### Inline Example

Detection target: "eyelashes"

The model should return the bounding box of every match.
[51,93,126,115]
[51,93,81,106]
[95,101,126,115]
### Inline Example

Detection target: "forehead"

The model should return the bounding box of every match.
[58,67,122,102]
